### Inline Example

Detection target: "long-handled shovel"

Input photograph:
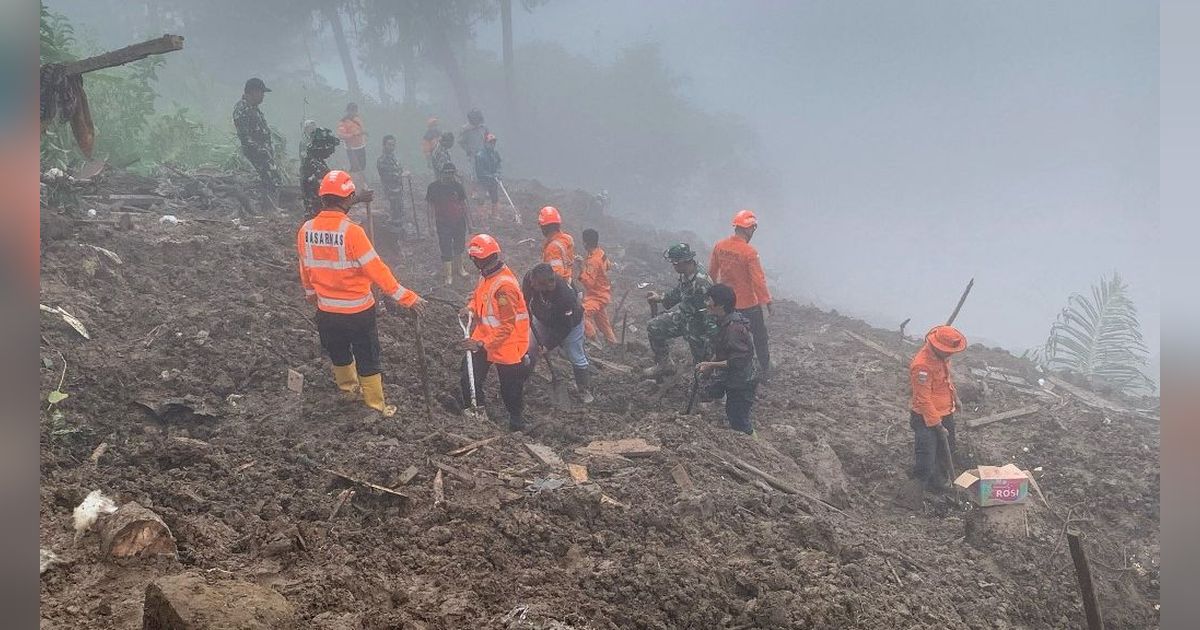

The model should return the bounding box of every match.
[411,313,435,425]
[530,324,571,408]
[405,172,420,238]
[496,177,522,224]
[458,312,483,418]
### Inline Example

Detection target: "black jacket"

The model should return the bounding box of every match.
[521,272,582,350]
[713,311,756,387]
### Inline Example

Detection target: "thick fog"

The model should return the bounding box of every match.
[477,0,1159,373]
[44,0,1159,377]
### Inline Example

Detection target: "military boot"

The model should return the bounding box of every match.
[573,366,594,404]
[640,355,676,378]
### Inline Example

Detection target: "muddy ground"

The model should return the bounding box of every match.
[39,170,1160,629]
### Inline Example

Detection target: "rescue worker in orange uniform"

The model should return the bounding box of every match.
[459,234,533,431]
[709,209,772,378]
[578,228,618,344]
[909,325,967,491]
[538,206,576,286]
[297,170,426,417]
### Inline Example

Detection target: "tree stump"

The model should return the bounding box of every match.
[99,501,177,560]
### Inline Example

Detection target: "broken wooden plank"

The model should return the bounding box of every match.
[1046,375,1150,418]
[670,463,694,493]
[966,405,1041,429]
[589,356,634,374]
[432,470,445,506]
[234,460,256,473]
[574,438,662,458]
[842,330,904,363]
[447,435,502,456]
[328,489,354,520]
[970,367,1031,387]
[567,463,589,484]
[59,35,185,77]
[599,494,627,509]
[432,460,478,487]
[524,443,565,468]
[394,465,419,486]
[727,455,846,515]
[320,468,410,500]
[88,441,109,465]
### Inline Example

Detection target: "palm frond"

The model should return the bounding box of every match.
[1044,273,1154,394]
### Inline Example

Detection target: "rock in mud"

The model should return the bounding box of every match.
[142,572,295,629]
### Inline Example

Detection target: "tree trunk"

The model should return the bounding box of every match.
[323,4,362,100]
[400,43,417,107]
[99,501,176,560]
[500,0,518,127]
[428,25,471,119]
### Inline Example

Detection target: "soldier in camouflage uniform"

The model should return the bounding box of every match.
[642,243,717,376]
[232,78,282,212]
[431,131,455,175]
[300,127,339,216]
[376,134,406,227]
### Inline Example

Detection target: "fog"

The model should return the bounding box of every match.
[45,0,1159,376]
[476,0,1159,373]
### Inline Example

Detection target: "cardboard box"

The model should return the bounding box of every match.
[953,464,1032,506]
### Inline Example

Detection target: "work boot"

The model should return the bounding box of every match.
[359,373,397,417]
[443,261,454,286]
[640,355,675,378]
[508,415,526,432]
[573,366,594,404]
[332,362,361,397]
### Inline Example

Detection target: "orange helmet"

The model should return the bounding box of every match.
[926,325,967,354]
[318,170,356,198]
[732,209,758,228]
[538,206,562,226]
[485,133,497,143]
[427,117,439,127]
[467,233,501,259]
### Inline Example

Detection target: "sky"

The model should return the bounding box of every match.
[478,1,1159,369]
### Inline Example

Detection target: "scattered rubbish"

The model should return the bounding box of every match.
[568,463,589,483]
[86,208,96,217]
[1022,447,1030,453]
[40,548,61,574]
[193,330,209,346]
[1033,466,1043,472]
[525,476,568,494]
[39,304,90,339]
[72,489,118,543]
[575,438,661,458]
[159,215,179,225]
[286,369,304,393]
[82,244,122,264]
[953,464,1032,506]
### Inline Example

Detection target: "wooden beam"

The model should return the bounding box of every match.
[59,35,185,76]
[524,443,565,468]
[1067,530,1106,630]
[966,405,1041,428]
[842,330,904,363]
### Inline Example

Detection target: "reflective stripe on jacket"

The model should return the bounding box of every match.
[909,343,957,426]
[468,265,531,364]
[542,232,575,282]
[709,234,771,309]
[297,210,418,314]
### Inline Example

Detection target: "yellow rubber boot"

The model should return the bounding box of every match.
[359,373,397,417]
[332,362,360,396]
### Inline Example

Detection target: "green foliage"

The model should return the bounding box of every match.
[1043,273,1154,394]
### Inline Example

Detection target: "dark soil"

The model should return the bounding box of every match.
[39,173,1160,629]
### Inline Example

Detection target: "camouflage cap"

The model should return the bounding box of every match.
[663,243,696,263]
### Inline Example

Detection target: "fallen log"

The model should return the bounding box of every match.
[59,35,185,77]
[99,501,176,560]
[966,405,1041,428]
[842,330,904,363]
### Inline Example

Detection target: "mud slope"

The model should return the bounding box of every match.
[39,173,1159,629]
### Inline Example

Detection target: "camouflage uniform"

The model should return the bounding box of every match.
[300,128,338,216]
[376,150,405,224]
[431,144,453,175]
[647,264,717,363]
[233,97,281,210]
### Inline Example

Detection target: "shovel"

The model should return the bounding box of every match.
[496,177,522,224]
[458,312,484,418]
[531,324,571,408]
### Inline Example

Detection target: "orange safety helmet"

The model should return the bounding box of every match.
[485,133,497,143]
[732,209,758,228]
[538,206,562,226]
[467,233,502,259]
[318,170,356,198]
[427,117,439,127]
[926,325,967,354]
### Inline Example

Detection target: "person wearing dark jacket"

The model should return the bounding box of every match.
[696,283,757,435]
[521,263,593,403]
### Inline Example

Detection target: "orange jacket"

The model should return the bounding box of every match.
[542,232,576,283]
[297,210,418,314]
[909,344,957,426]
[336,115,366,149]
[709,234,771,310]
[579,247,612,308]
[468,265,531,364]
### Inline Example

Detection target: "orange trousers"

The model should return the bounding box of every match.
[583,302,618,343]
